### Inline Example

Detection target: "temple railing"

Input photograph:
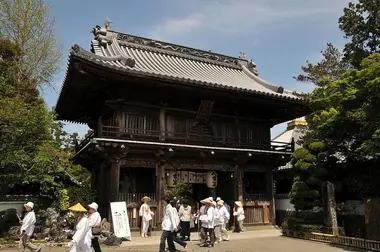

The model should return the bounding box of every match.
[118,192,157,205]
[94,125,293,152]
[243,193,270,202]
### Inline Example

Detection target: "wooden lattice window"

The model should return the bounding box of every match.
[124,113,159,135]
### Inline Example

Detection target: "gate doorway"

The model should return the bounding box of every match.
[192,183,209,204]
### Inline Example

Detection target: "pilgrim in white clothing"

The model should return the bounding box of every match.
[88,202,102,252]
[216,200,230,241]
[19,202,41,252]
[139,196,153,238]
[233,201,245,233]
[68,203,91,252]
[159,197,176,252]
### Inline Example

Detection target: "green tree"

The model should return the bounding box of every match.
[0,0,62,87]
[339,0,380,68]
[295,43,350,84]
[290,53,380,210]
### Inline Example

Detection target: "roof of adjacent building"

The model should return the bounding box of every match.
[62,22,307,103]
[272,117,308,170]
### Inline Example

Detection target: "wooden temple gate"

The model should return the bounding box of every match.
[56,21,309,230]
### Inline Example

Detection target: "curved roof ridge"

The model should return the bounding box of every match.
[72,44,135,67]
[241,64,283,94]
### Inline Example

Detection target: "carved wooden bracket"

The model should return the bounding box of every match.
[105,99,125,109]
[234,153,251,166]
[196,100,215,122]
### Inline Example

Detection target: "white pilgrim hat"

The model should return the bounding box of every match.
[24,202,34,209]
[88,202,99,211]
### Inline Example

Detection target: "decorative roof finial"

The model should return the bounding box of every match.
[104,16,112,30]
[239,51,246,59]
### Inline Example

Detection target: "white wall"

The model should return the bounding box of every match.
[275,199,295,211]
[0,201,24,213]
[275,198,365,216]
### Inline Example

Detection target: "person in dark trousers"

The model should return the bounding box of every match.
[170,200,187,249]
[178,201,192,241]
[159,197,177,252]
[88,202,102,252]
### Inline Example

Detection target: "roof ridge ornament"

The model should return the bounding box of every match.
[239,51,246,59]
[105,16,112,30]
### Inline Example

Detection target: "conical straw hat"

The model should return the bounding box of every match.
[235,201,243,207]
[68,203,87,212]
[200,198,212,204]
[141,196,151,202]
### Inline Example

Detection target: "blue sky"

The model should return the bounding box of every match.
[43,0,350,139]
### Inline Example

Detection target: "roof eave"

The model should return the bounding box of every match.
[69,49,309,105]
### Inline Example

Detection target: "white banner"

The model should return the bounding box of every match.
[110,201,131,240]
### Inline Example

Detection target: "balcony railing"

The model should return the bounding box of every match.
[109,125,290,148]
[75,124,293,153]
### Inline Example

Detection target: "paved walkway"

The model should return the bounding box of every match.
[0,230,364,252]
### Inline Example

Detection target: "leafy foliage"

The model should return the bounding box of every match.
[338,0,380,68]
[291,53,380,209]
[290,0,380,210]
[295,43,350,84]
[0,36,90,202]
[0,0,62,87]
[165,183,194,204]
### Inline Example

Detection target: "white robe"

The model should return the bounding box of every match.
[70,216,91,252]
[217,205,230,224]
[87,211,101,243]
[206,206,215,229]
[20,211,36,236]
[233,207,245,221]
[139,203,152,235]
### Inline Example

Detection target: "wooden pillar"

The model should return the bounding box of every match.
[109,156,121,202]
[234,116,241,146]
[98,162,108,218]
[97,117,102,137]
[267,168,276,225]
[159,108,166,141]
[156,161,165,226]
[235,165,243,202]
[91,164,99,190]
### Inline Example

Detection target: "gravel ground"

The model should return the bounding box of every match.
[0,229,363,252]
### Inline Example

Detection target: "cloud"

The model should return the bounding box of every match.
[149,0,348,43]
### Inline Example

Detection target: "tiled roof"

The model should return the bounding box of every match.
[66,25,307,103]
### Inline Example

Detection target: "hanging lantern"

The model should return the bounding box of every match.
[166,170,174,187]
[206,171,218,188]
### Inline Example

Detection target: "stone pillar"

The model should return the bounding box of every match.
[267,169,276,225]
[326,181,338,235]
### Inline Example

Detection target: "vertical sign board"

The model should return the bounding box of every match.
[110,202,131,240]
